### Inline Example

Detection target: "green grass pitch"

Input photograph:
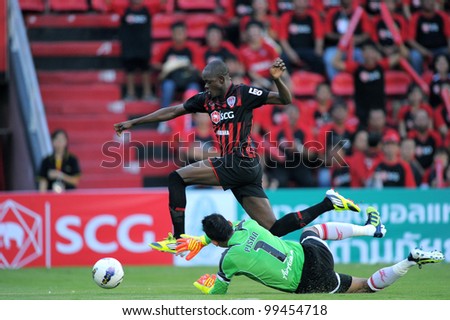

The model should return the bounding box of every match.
[0,264,448,300]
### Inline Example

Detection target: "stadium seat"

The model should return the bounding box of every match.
[98,0,167,14]
[385,70,411,96]
[176,0,216,11]
[187,14,223,39]
[19,0,45,12]
[90,0,109,12]
[291,71,326,97]
[152,13,185,40]
[49,0,89,12]
[331,72,354,96]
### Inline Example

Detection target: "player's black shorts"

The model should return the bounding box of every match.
[208,153,267,204]
[122,57,150,72]
[295,231,352,294]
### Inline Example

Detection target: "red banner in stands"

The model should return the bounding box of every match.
[0,190,172,268]
[0,0,7,79]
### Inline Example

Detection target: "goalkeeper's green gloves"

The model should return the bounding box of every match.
[175,234,209,261]
[193,274,216,294]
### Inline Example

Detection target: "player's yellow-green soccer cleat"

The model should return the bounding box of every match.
[365,206,386,238]
[149,232,177,254]
[408,248,444,269]
[326,189,361,212]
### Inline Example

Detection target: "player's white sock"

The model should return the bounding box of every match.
[367,259,416,291]
[316,222,375,240]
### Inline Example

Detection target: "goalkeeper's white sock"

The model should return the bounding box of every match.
[316,222,375,240]
[367,259,416,291]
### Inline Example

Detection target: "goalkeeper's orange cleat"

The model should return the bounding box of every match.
[193,274,216,294]
[176,234,208,261]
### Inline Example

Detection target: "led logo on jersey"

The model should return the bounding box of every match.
[249,87,263,96]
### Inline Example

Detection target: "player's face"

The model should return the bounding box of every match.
[202,71,226,98]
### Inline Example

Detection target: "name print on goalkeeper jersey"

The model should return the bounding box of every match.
[183,84,270,158]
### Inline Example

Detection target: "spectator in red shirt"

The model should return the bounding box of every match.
[224,0,255,46]
[332,42,401,126]
[301,83,334,138]
[279,0,326,75]
[429,53,450,109]
[407,0,450,75]
[365,108,398,141]
[430,54,450,142]
[367,131,417,188]
[239,20,284,89]
[316,99,357,186]
[371,0,410,59]
[201,23,240,69]
[330,142,352,188]
[349,130,384,187]
[224,55,249,85]
[152,21,202,131]
[400,137,425,186]
[408,108,443,170]
[397,84,434,138]
[323,0,373,80]
[240,0,280,45]
[265,104,316,187]
[153,21,202,107]
[422,147,450,187]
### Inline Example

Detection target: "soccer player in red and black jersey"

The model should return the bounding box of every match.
[114,58,360,254]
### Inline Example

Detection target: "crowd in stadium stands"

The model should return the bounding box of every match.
[23,0,450,189]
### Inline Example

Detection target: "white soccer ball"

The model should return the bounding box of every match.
[92,257,124,289]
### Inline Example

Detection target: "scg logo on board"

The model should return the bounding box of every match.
[56,214,154,254]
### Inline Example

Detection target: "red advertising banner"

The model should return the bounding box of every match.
[0,190,173,268]
[0,0,7,79]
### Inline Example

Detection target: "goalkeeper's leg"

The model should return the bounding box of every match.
[347,248,445,293]
[312,206,386,240]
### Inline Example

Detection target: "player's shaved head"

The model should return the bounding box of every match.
[203,59,229,77]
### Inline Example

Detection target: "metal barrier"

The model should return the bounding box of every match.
[8,0,51,171]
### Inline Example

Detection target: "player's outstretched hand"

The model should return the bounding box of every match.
[270,58,286,80]
[193,274,216,294]
[114,120,133,137]
[176,234,207,261]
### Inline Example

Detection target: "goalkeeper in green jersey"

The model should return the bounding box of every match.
[177,209,444,295]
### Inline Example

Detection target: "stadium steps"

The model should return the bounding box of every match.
[26,12,223,41]
[26,11,190,189]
